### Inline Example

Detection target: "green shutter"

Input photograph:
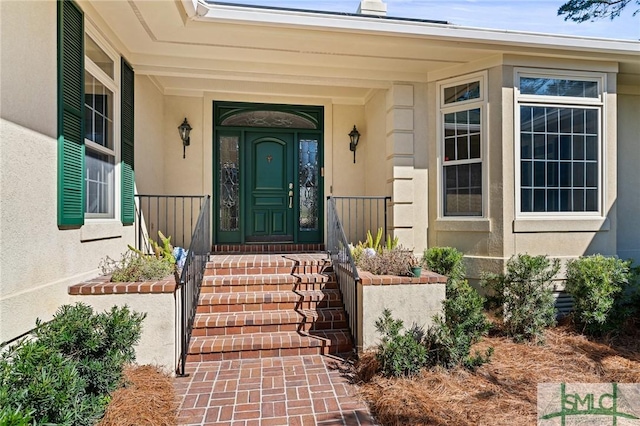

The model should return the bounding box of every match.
[121,59,135,225]
[57,0,85,228]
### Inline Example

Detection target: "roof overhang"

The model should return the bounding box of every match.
[84,0,640,102]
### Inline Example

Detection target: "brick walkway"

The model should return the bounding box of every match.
[173,355,376,426]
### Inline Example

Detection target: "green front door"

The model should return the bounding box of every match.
[214,102,324,244]
[245,132,295,242]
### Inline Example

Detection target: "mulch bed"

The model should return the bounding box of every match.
[355,324,640,426]
[98,365,178,426]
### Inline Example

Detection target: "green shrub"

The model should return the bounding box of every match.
[423,247,492,368]
[565,255,633,335]
[0,405,35,426]
[374,309,429,377]
[101,250,174,282]
[0,303,146,425]
[423,246,465,284]
[482,254,559,343]
[356,247,413,276]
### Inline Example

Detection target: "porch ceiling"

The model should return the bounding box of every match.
[87,0,639,101]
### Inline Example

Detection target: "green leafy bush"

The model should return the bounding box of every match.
[482,254,559,343]
[0,303,146,425]
[423,246,465,284]
[374,309,429,377]
[423,247,491,367]
[101,250,174,282]
[356,247,414,276]
[565,254,633,335]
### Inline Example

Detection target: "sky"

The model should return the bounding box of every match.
[214,0,640,40]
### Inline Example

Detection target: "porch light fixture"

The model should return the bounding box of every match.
[178,117,192,159]
[349,125,360,164]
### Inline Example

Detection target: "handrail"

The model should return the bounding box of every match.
[134,195,206,253]
[175,195,210,377]
[327,195,391,352]
[326,197,359,351]
[329,196,391,246]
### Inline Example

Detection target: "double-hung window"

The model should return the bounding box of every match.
[84,32,118,219]
[515,70,604,215]
[439,74,486,217]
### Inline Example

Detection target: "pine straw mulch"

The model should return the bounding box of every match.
[354,324,640,426]
[98,365,178,426]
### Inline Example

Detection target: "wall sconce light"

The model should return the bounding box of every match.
[178,117,192,159]
[349,125,360,164]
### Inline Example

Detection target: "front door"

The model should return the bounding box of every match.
[245,132,294,242]
[214,102,324,244]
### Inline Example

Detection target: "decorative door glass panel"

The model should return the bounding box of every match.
[221,111,317,129]
[220,136,240,231]
[299,139,319,231]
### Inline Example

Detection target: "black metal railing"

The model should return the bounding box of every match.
[330,196,392,245]
[327,196,390,351]
[134,195,207,253]
[133,194,210,376]
[327,196,360,351]
[175,195,210,377]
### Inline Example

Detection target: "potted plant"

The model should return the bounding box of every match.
[409,255,422,278]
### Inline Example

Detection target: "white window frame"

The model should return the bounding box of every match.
[514,68,606,219]
[84,22,120,221]
[437,71,489,221]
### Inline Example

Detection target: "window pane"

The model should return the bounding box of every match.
[586,190,598,211]
[220,136,240,231]
[444,81,480,104]
[547,135,558,160]
[457,136,469,160]
[520,77,598,98]
[534,134,546,159]
[84,72,113,149]
[299,139,319,231]
[521,188,533,212]
[469,134,481,159]
[573,136,585,160]
[586,109,598,134]
[85,34,114,78]
[534,161,545,187]
[547,162,559,187]
[547,189,559,212]
[546,108,559,132]
[521,107,533,132]
[85,149,114,217]
[445,138,455,162]
[520,105,599,213]
[586,136,598,161]
[522,133,532,159]
[522,161,533,187]
[573,189,585,212]
[586,162,598,187]
[444,163,482,216]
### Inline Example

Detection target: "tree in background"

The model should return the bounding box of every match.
[558,0,639,22]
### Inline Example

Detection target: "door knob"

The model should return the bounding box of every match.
[288,189,294,208]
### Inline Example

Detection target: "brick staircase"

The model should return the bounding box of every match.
[187,249,354,362]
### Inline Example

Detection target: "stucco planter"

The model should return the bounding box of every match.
[333,264,447,352]
[68,274,177,371]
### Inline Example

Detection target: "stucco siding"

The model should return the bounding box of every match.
[364,90,387,197]
[135,76,167,195]
[616,92,640,261]
[0,1,135,343]
[331,104,366,196]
